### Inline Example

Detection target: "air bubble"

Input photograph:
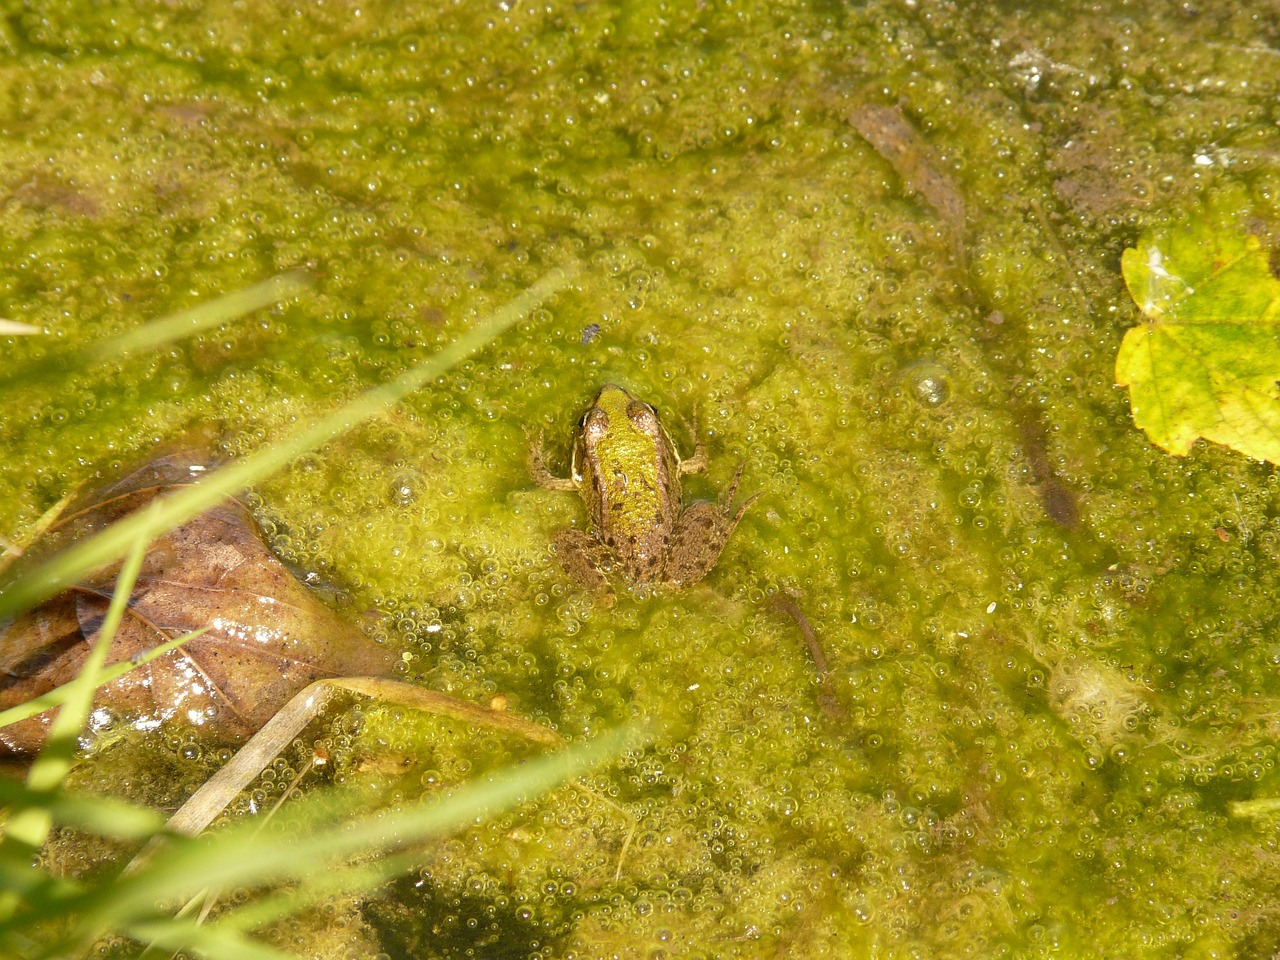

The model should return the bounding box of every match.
[903,361,952,408]
[389,469,423,505]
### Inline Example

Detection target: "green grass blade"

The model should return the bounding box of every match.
[0,626,210,731]
[206,847,427,936]
[2,273,310,395]
[0,487,81,578]
[0,264,576,620]
[89,272,311,363]
[73,725,633,935]
[162,678,563,841]
[0,539,147,920]
[13,726,634,955]
[0,782,166,841]
[123,917,298,960]
[23,539,147,794]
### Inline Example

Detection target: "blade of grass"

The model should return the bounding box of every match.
[0,865,81,947]
[0,485,82,577]
[0,782,166,841]
[132,843,435,960]
[162,677,562,840]
[129,679,567,957]
[2,273,311,395]
[62,726,634,942]
[0,320,41,336]
[5,539,147,831]
[123,917,297,960]
[16,727,635,956]
[0,627,209,731]
[200,846,429,937]
[0,538,148,920]
[88,273,311,363]
[0,264,577,620]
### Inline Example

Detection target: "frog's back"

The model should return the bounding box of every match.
[592,427,679,580]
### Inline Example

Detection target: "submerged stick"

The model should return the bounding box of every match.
[769,596,846,721]
[164,677,562,839]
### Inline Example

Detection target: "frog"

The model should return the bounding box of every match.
[528,384,760,597]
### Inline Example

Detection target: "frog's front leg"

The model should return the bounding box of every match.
[676,408,708,476]
[527,430,576,491]
[552,527,615,597]
[663,464,761,586]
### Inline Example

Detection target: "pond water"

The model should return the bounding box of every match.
[3,1,1280,956]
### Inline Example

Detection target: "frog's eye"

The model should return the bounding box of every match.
[582,407,610,438]
[627,400,659,427]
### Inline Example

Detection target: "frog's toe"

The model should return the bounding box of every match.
[730,490,763,526]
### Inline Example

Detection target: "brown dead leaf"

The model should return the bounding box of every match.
[0,452,396,755]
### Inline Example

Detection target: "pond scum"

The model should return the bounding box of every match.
[3,2,1280,957]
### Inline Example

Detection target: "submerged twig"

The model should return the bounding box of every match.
[162,677,563,840]
[769,596,845,721]
[770,596,828,677]
[848,102,968,269]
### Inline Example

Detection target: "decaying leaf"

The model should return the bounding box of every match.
[0,453,395,755]
[1116,226,1280,461]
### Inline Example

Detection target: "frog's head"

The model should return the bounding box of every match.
[588,384,643,434]
[570,384,674,491]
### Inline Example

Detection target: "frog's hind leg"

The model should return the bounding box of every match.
[552,528,615,598]
[663,502,727,587]
[664,464,761,587]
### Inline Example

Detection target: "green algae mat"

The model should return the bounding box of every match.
[3,1,1280,957]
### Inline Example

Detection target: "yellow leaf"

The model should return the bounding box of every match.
[1115,227,1280,461]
